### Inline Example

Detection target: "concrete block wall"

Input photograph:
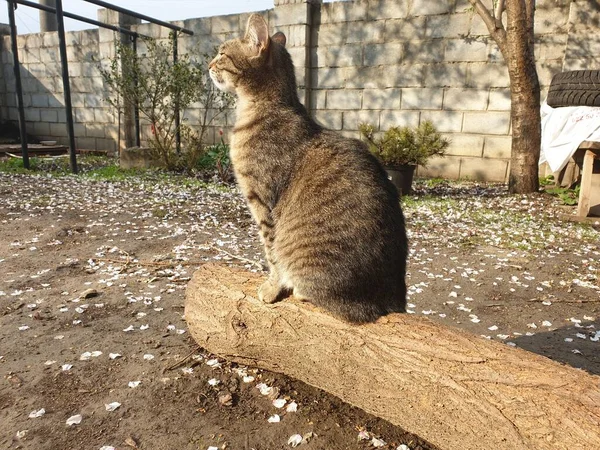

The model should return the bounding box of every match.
[310,0,584,182]
[1,27,117,151]
[0,0,597,182]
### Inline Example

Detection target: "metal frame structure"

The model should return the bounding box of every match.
[5,0,193,172]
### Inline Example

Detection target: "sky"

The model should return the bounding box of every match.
[1,0,274,34]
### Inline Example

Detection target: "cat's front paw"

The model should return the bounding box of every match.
[258,280,282,304]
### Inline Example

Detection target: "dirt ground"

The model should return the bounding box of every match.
[1,168,599,450]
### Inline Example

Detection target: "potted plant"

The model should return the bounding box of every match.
[359,120,450,195]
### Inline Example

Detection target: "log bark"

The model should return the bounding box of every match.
[185,264,600,450]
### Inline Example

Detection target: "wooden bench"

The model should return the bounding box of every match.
[575,141,600,218]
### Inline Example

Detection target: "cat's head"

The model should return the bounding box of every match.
[208,14,288,95]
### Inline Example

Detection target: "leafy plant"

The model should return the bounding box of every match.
[99,34,234,170]
[359,121,450,167]
[545,185,580,205]
[196,132,232,182]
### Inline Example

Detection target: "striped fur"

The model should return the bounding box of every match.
[208,14,408,323]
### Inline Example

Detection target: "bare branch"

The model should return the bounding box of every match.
[494,0,506,21]
[468,0,507,51]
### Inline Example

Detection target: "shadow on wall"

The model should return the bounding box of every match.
[0,30,118,151]
[513,319,600,376]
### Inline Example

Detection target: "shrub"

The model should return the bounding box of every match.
[359,121,450,167]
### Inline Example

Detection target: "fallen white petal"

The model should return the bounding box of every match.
[268,414,281,423]
[143,354,154,360]
[372,437,386,447]
[286,401,298,412]
[128,381,141,388]
[287,434,303,447]
[109,353,122,360]
[105,402,121,412]
[18,325,30,331]
[66,414,82,426]
[62,364,73,371]
[28,408,45,419]
[208,378,220,386]
[273,398,287,408]
[123,325,134,332]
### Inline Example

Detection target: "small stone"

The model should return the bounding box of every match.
[79,288,99,299]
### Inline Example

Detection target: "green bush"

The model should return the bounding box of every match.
[359,120,450,167]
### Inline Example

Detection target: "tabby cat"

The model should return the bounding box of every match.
[208,14,408,323]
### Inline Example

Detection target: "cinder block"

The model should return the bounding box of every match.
[364,42,403,66]
[32,121,50,137]
[568,2,600,31]
[535,7,570,34]
[483,135,512,159]
[183,18,211,36]
[445,39,488,62]
[42,32,59,47]
[40,109,58,123]
[212,14,241,34]
[535,34,569,61]
[84,94,103,108]
[24,109,40,122]
[463,111,511,135]
[326,89,362,110]
[401,88,443,110]
[346,21,385,44]
[31,94,50,108]
[420,110,464,133]
[75,137,96,149]
[48,96,64,108]
[40,47,59,63]
[459,157,508,182]
[288,25,308,47]
[86,124,106,138]
[321,44,362,67]
[320,0,369,24]
[427,13,471,39]
[362,88,401,110]
[50,123,68,137]
[417,155,460,179]
[314,24,345,46]
[380,110,420,130]
[410,0,452,16]
[21,47,40,64]
[443,88,488,111]
[404,39,445,63]
[270,3,308,27]
[312,68,345,89]
[487,89,511,111]
[343,110,379,130]
[94,108,113,123]
[467,62,510,88]
[314,109,343,130]
[80,30,98,47]
[445,133,484,157]
[73,107,95,123]
[343,66,397,89]
[469,12,489,36]
[96,138,116,152]
[310,89,327,109]
[368,0,410,20]
[24,34,42,49]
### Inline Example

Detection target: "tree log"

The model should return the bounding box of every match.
[185,264,600,450]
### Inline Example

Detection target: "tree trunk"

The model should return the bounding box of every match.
[469,0,541,194]
[185,264,600,450]
[505,0,541,194]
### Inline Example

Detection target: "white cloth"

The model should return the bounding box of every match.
[540,101,600,172]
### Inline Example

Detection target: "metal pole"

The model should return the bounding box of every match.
[39,0,58,32]
[173,33,181,155]
[7,0,30,169]
[55,0,77,173]
[132,35,140,147]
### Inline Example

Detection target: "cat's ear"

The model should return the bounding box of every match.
[245,14,269,54]
[271,32,287,48]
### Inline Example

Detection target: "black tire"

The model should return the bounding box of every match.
[547,70,600,108]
